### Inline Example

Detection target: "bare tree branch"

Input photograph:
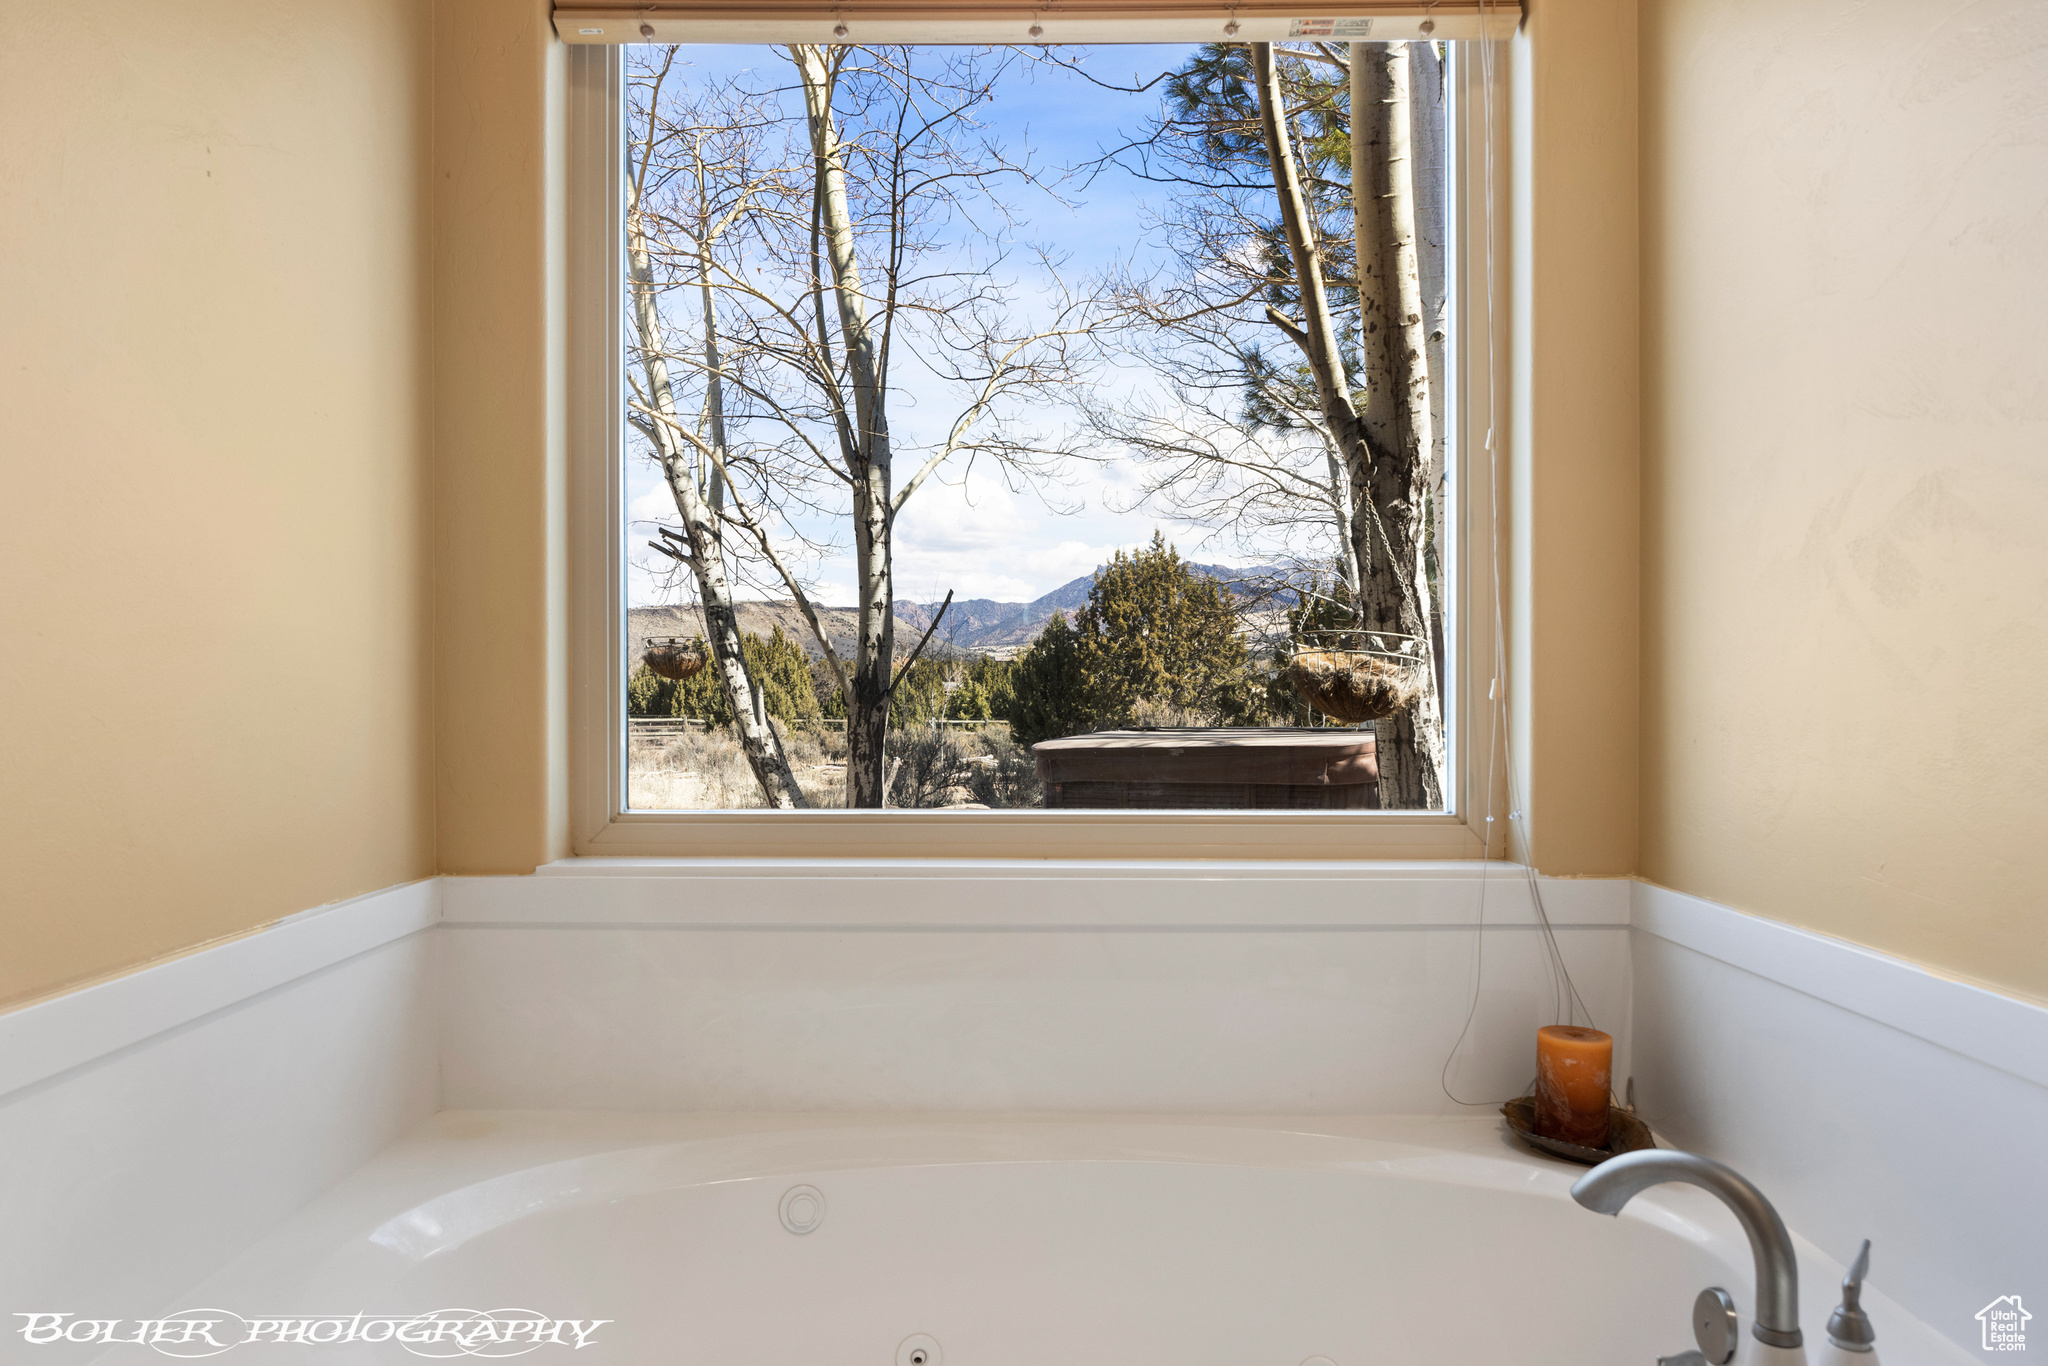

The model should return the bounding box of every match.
[886,590,953,697]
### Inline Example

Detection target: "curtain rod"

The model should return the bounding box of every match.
[553,3,1519,44]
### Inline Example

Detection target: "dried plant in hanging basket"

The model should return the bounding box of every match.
[643,636,709,682]
[1284,648,1429,723]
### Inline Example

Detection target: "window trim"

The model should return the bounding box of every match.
[567,39,1507,859]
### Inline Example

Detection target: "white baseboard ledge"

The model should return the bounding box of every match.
[449,860,1633,929]
[1630,880,2048,1091]
[0,878,439,1097]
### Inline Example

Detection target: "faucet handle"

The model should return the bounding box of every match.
[1694,1287,1739,1364]
[1826,1240,1877,1352]
[1657,1354,1709,1366]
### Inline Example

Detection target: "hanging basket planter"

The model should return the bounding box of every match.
[1283,631,1430,723]
[643,636,709,682]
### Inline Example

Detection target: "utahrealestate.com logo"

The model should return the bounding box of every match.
[14,1310,610,1357]
[1978,1296,2031,1353]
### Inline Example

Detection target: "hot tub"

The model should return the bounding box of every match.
[95,1115,1966,1365]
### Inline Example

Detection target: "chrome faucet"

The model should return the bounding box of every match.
[1571,1150,1804,1355]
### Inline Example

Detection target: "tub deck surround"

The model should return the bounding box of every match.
[435,862,1635,1113]
[0,864,1627,1100]
[1630,881,2048,1093]
[1629,884,2048,1366]
[0,920,438,1366]
[2,864,2042,1363]
[0,879,439,1097]
[122,1113,1976,1366]
[504,856,1638,923]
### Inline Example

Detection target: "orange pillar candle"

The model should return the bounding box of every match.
[1534,1025,1614,1147]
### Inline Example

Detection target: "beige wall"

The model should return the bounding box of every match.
[0,1,435,1008]
[1639,0,2048,999]
[433,0,572,875]
[10,0,2040,1007]
[1511,0,1643,876]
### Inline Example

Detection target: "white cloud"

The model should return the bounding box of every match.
[615,44,1329,613]
[630,439,1282,611]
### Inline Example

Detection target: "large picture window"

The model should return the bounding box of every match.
[569,29,1502,855]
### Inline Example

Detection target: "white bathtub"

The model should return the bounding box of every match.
[90,1115,1968,1366]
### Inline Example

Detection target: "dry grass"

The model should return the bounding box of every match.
[626,720,1035,810]
[627,726,759,809]
[1126,697,1219,728]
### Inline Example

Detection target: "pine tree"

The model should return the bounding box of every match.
[945,657,1017,722]
[1008,536,1267,744]
[1074,534,1260,728]
[1008,612,1092,746]
[627,627,820,727]
[887,657,952,730]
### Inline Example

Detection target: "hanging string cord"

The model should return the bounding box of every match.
[1439,24,1504,1106]
[1438,11,1597,1107]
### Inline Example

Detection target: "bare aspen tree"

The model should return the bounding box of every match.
[626,53,806,807]
[1410,42,1449,574]
[630,45,1096,808]
[1347,41,1446,807]
[790,43,897,808]
[628,42,1445,807]
[626,61,855,730]
[1070,45,1364,610]
[1068,41,1448,803]
[776,45,1095,806]
[1249,39,1443,805]
[1077,350,1364,604]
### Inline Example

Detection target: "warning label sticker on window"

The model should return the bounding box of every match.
[1287,17,1374,35]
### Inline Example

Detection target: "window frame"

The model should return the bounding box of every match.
[567,37,1507,859]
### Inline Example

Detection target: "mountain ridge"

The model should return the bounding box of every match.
[891,560,1285,651]
[630,561,1290,663]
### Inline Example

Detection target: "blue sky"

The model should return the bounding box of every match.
[626,43,1275,610]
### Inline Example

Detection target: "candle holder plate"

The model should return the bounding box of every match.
[1499,1095,1656,1167]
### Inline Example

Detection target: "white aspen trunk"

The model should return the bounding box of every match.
[627,171,806,808]
[1252,45,1361,441]
[1251,42,1442,806]
[1252,42,1370,629]
[1352,40,1447,810]
[794,44,894,809]
[1411,40,1449,584]
[697,245,730,517]
[1327,444,1364,608]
